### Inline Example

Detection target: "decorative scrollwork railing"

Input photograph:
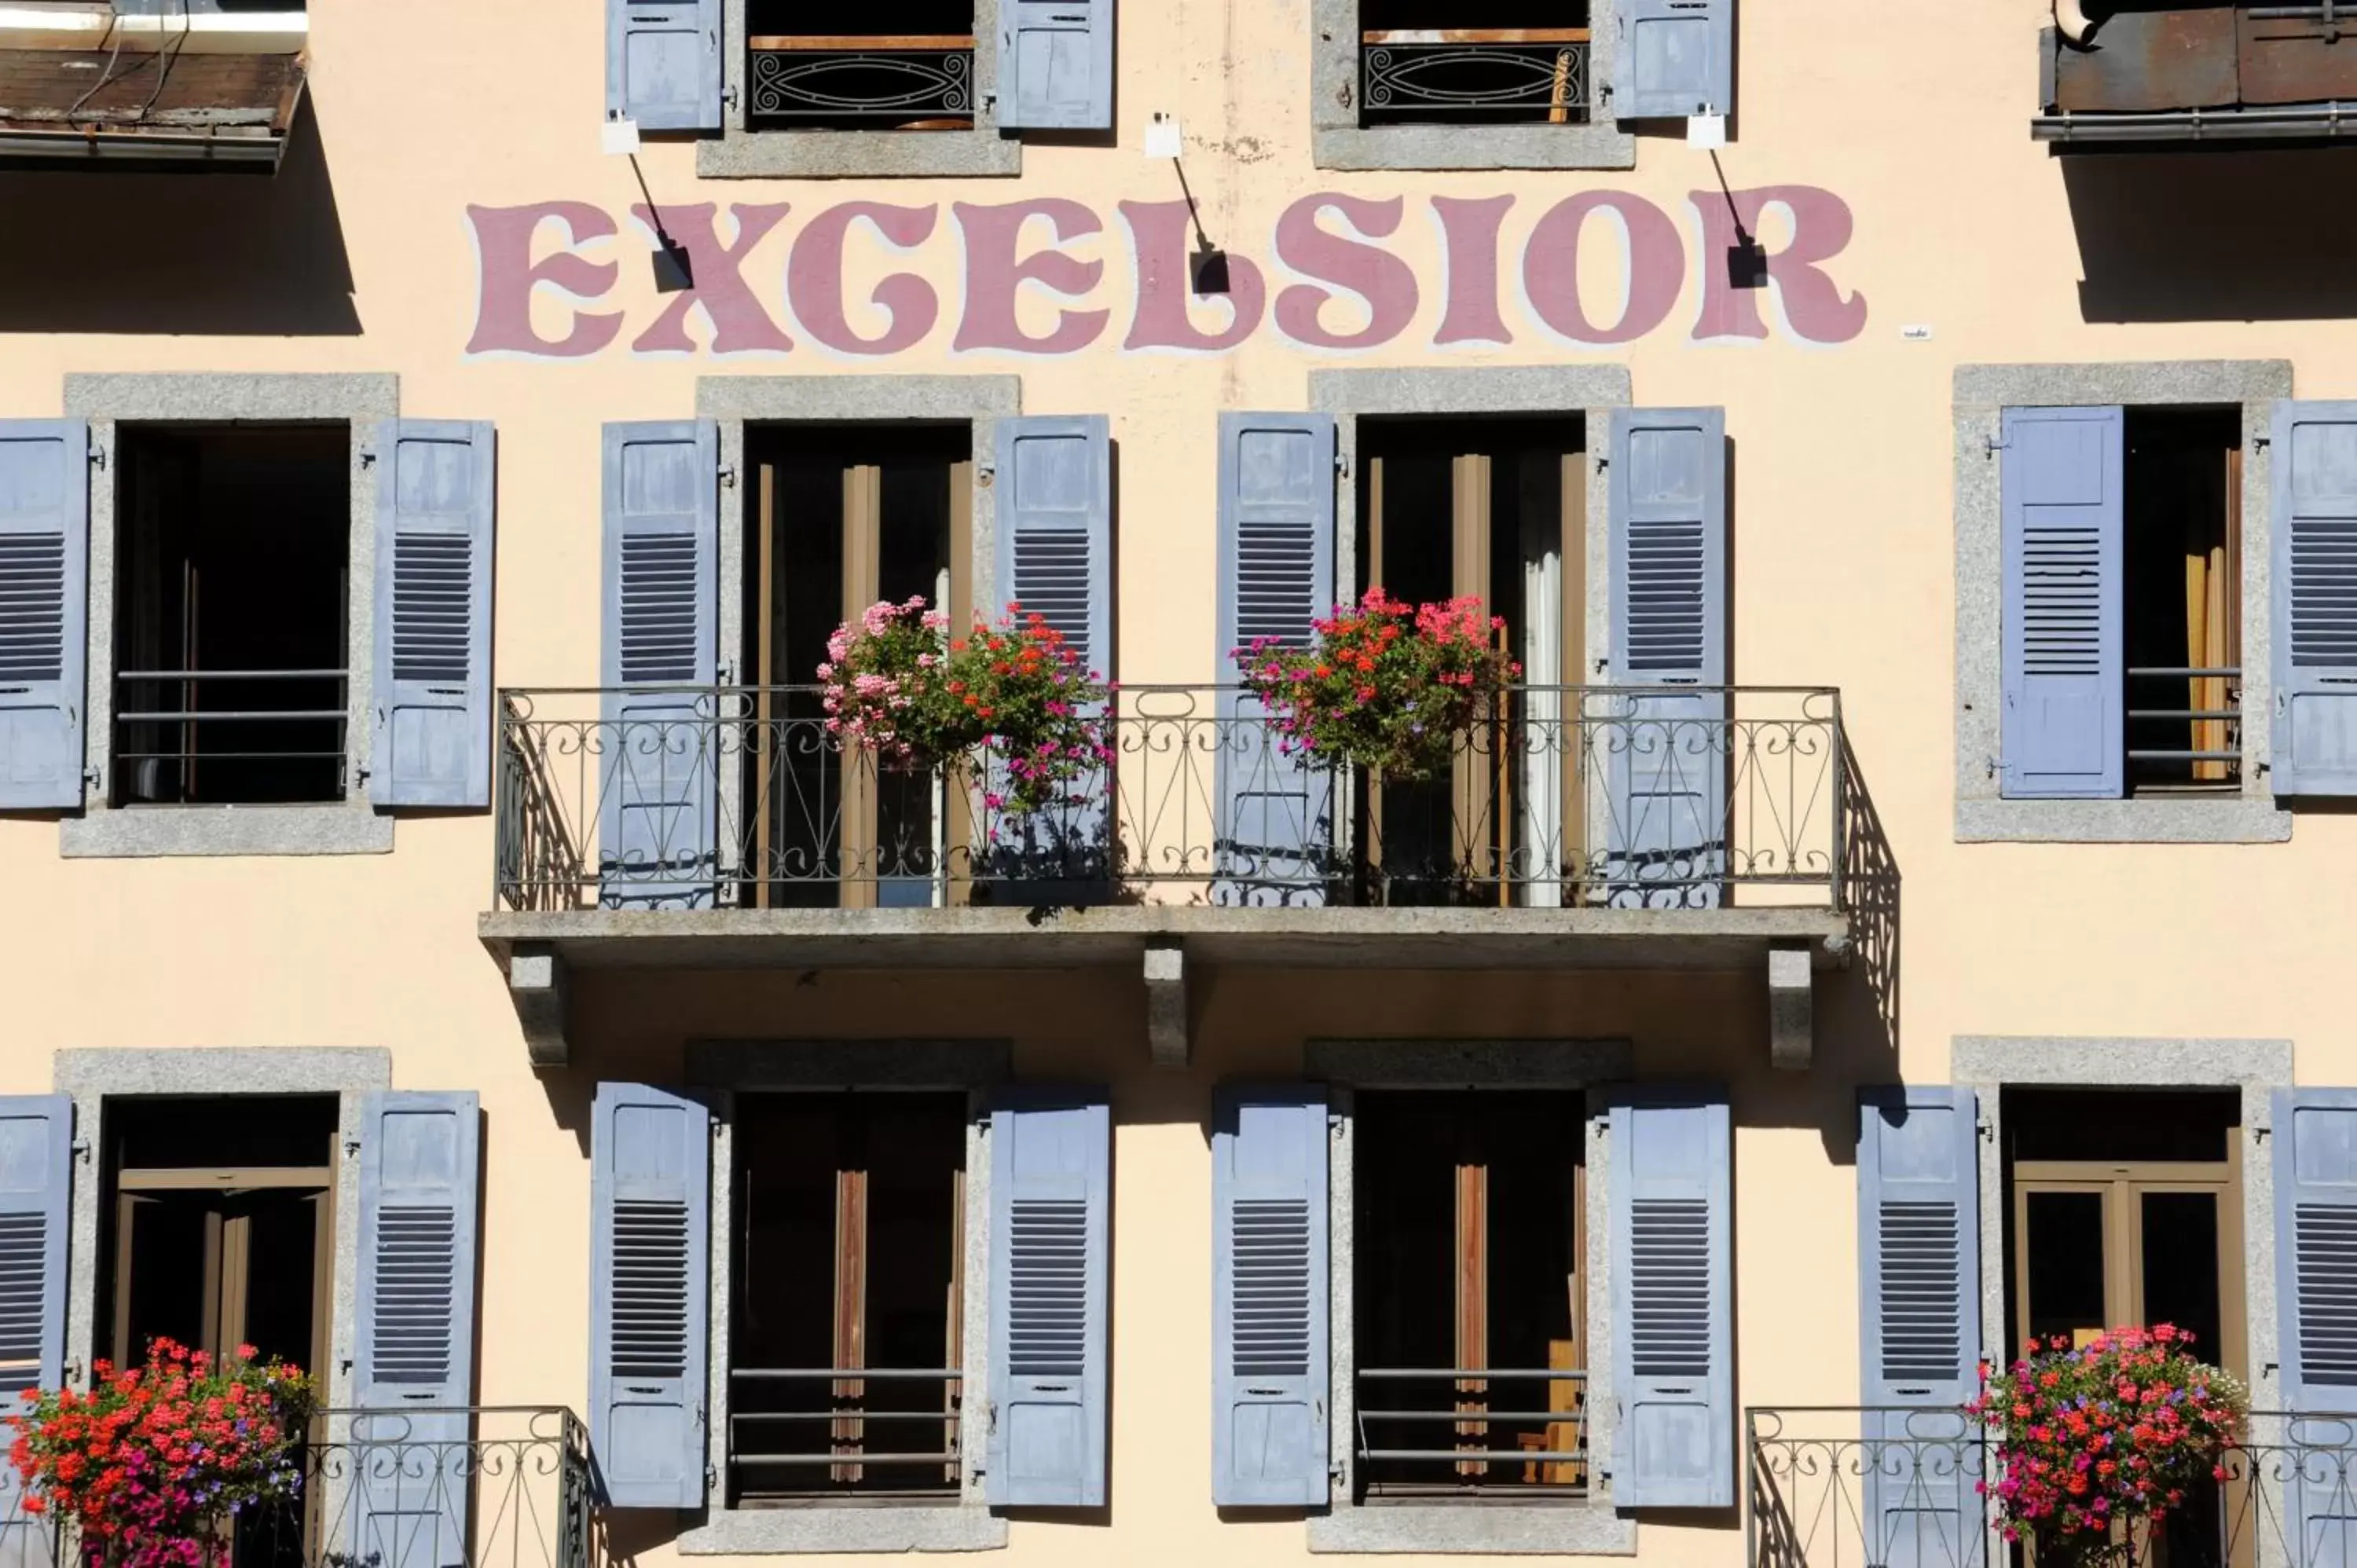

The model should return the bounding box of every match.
[748,35,974,127]
[1749,1406,2357,1568]
[494,683,1846,914]
[1362,32,1590,124]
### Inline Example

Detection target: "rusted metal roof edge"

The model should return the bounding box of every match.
[2034,101,2357,143]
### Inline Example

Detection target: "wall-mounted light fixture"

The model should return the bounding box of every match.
[1149,111,1230,297]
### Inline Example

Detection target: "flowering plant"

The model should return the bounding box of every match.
[9,1337,315,1568]
[1969,1324,2246,1565]
[1237,589,1520,780]
[818,598,1113,815]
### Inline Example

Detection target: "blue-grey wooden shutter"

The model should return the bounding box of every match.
[607,0,720,132]
[2273,1089,2357,1559]
[1608,1086,1731,1510]
[599,421,720,910]
[999,0,1114,130]
[1857,1086,1981,1568]
[1211,1084,1329,1508]
[992,416,1113,883]
[1605,408,1727,909]
[986,1087,1109,1508]
[1613,0,1734,119]
[590,1083,710,1510]
[2000,405,2124,800]
[2271,401,2357,797]
[0,421,88,812]
[1213,412,1336,908]
[0,1096,71,1566]
[372,421,495,811]
[353,1091,482,1568]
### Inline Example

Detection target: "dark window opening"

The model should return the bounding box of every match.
[739,423,970,910]
[1358,2,1593,128]
[728,1093,968,1504]
[746,0,978,132]
[1352,1091,1586,1500]
[112,423,350,807]
[2123,405,2243,796]
[1354,416,1584,906]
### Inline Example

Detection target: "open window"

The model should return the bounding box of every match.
[1358,1,1593,128]
[726,1092,970,1505]
[1350,1090,1588,1500]
[1999,405,2245,800]
[112,423,351,808]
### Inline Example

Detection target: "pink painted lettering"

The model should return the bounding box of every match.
[1689,186,1868,345]
[1430,194,1516,347]
[951,199,1109,356]
[1272,193,1418,350]
[786,202,941,356]
[629,203,794,357]
[1522,192,1684,346]
[1118,199,1266,353]
[464,202,624,359]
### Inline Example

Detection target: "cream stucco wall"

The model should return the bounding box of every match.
[2,0,2351,1560]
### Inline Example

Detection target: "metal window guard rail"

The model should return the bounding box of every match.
[1354,1368,1589,1494]
[2127,665,2242,774]
[28,1405,594,1568]
[1747,1406,2357,1568]
[112,668,350,802]
[747,35,976,126]
[493,683,1846,914]
[1360,31,1591,124]
[727,1368,962,1493]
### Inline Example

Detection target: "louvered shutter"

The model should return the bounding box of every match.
[2000,405,2124,800]
[0,421,88,811]
[353,1092,482,1568]
[606,0,720,131]
[2271,401,2357,796]
[1211,1085,1329,1508]
[1612,0,1734,119]
[590,1083,710,1510]
[1857,1087,1981,1568]
[985,1087,1109,1508]
[1605,408,1728,909]
[599,421,720,910]
[999,0,1114,129]
[991,416,1113,883]
[2274,1089,2357,1559]
[0,1097,70,1567]
[1213,412,1336,908]
[372,421,495,810]
[1608,1086,1731,1510]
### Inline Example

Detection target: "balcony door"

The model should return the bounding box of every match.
[2007,1090,2248,1568]
[1355,416,1584,905]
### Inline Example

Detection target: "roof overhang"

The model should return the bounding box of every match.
[0,46,305,172]
[2035,101,2357,145]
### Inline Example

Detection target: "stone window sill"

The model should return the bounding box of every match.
[679,1504,1006,1555]
[698,128,1020,179]
[1312,123,1635,171]
[1307,1500,1636,1555]
[61,804,394,859]
[1955,797,2292,844]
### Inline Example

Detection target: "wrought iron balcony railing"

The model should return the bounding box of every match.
[4,1406,588,1568]
[1360,29,1591,126]
[748,35,976,129]
[495,683,1845,914]
[1748,1406,2357,1568]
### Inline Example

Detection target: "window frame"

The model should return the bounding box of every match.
[1952,360,2295,844]
[1309,0,1635,172]
[682,1040,1008,1556]
[59,372,398,859]
[1307,1038,1635,1557]
[700,0,1021,180]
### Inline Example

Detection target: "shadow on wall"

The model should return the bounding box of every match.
[0,98,356,335]
[2066,148,2357,322]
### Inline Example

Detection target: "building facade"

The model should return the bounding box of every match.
[2,0,2355,1564]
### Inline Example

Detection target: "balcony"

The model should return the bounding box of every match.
[0,1406,589,1568]
[1747,1406,2357,1567]
[2036,5,2357,147]
[482,685,1868,1065]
